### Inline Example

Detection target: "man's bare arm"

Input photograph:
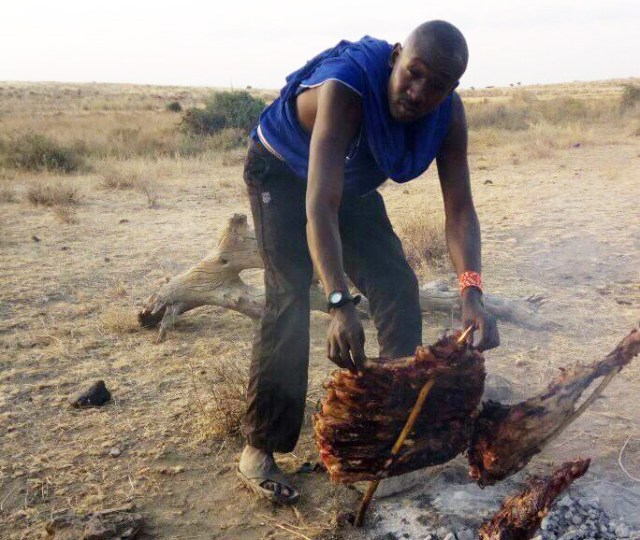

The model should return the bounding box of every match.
[436,92,499,351]
[300,81,366,369]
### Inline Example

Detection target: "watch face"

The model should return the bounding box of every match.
[329,291,344,304]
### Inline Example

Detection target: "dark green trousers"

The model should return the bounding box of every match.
[242,140,422,453]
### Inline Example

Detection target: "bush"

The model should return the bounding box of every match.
[397,213,448,280]
[181,91,265,136]
[166,100,182,113]
[621,85,640,111]
[26,183,80,206]
[3,133,84,173]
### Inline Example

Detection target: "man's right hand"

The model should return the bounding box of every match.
[326,303,366,373]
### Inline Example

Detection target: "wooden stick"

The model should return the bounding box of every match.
[457,324,475,347]
[354,376,437,527]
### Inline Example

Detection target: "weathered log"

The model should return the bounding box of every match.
[138,214,556,341]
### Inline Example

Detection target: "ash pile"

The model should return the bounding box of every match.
[534,494,637,540]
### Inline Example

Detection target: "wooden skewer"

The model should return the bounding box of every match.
[354,376,437,527]
[457,324,475,346]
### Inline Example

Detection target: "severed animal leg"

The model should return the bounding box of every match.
[478,458,590,540]
[468,327,640,487]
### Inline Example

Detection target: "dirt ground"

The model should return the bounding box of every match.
[1,81,639,539]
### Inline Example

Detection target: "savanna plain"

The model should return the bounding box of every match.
[1,79,639,539]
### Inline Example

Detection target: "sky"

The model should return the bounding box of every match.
[1,0,639,90]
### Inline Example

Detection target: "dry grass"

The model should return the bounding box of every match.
[187,340,251,441]
[26,182,80,206]
[397,212,448,280]
[137,181,160,208]
[53,205,78,224]
[99,306,140,334]
[100,167,140,190]
[0,184,17,202]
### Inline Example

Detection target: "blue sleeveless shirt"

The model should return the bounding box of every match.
[252,36,453,196]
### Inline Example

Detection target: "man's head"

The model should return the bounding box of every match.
[388,20,468,123]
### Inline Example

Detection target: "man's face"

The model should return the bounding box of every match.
[387,45,459,123]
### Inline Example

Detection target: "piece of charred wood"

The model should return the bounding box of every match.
[314,331,485,484]
[468,327,640,487]
[478,458,590,540]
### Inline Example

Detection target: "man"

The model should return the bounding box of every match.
[237,20,500,504]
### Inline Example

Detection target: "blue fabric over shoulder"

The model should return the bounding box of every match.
[271,36,453,184]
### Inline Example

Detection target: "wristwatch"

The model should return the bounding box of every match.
[327,290,362,311]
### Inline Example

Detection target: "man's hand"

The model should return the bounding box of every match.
[326,303,366,373]
[461,287,499,351]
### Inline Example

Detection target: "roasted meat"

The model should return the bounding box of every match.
[468,327,640,486]
[314,332,485,483]
[478,458,590,540]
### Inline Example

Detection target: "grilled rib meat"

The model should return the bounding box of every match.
[314,332,485,483]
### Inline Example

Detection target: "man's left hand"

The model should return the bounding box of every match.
[461,287,499,351]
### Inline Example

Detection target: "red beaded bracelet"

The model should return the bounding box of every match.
[458,271,482,293]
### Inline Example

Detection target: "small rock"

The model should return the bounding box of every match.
[422,535,436,540]
[482,374,514,402]
[443,533,457,540]
[32,235,40,242]
[436,527,450,538]
[119,219,129,224]
[456,529,474,540]
[615,524,630,538]
[110,447,121,457]
[46,505,142,539]
[483,179,494,185]
[69,380,111,407]
[558,495,572,507]
[531,535,542,540]
[334,511,355,527]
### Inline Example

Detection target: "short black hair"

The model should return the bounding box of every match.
[405,20,468,81]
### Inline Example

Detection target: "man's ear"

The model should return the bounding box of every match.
[389,43,402,68]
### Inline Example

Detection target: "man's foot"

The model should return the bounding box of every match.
[237,445,300,505]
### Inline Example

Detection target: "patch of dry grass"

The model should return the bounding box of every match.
[137,181,160,208]
[186,339,251,441]
[397,212,449,280]
[53,205,78,224]
[0,184,17,202]
[26,182,80,206]
[99,306,140,334]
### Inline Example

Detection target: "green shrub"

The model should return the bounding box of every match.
[166,101,182,113]
[181,91,265,136]
[3,133,84,173]
[621,85,640,111]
